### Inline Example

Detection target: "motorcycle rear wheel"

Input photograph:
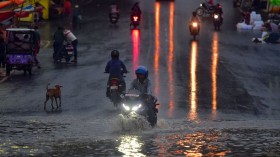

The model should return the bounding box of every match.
[196,7,204,16]
[110,90,119,108]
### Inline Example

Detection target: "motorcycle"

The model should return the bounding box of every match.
[189,21,200,40]
[53,43,74,63]
[109,13,119,24]
[196,0,216,16]
[120,89,159,128]
[213,13,222,30]
[130,13,140,29]
[105,72,126,107]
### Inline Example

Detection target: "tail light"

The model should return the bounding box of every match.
[133,16,138,22]
[111,79,118,85]
[192,22,198,27]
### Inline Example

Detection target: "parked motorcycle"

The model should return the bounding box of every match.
[120,89,159,128]
[130,14,140,29]
[109,13,119,24]
[213,13,222,30]
[196,0,216,16]
[53,43,74,63]
[189,21,200,40]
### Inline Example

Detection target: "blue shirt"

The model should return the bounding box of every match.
[105,59,127,78]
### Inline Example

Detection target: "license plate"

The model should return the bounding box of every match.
[68,51,73,55]
[110,86,118,89]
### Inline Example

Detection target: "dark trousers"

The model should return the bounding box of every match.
[53,42,63,60]
[72,39,78,60]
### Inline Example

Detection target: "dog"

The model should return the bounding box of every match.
[44,83,62,111]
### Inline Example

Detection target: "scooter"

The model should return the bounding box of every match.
[105,72,126,107]
[130,14,140,29]
[213,13,222,30]
[189,21,200,40]
[109,13,119,24]
[53,43,74,63]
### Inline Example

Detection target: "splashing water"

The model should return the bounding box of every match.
[119,114,151,132]
[155,119,170,129]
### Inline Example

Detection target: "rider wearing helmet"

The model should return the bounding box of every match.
[130,66,152,94]
[105,50,128,97]
[214,3,223,24]
[129,65,157,107]
[131,2,142,21]
[109,2,120,19]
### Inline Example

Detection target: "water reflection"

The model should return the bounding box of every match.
[168,2,175,117]
[132,29,140,71]
[211,33,219,118]
[154,2,160,96]
[188,41,198,121]
[118,135,145,157]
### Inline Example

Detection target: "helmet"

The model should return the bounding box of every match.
[111,50,119,59]
[192,11,197,16]
[216,3,221,8]
[135,66,148,77]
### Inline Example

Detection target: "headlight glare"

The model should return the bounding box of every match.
[122,104,130,111]
[132,104,142,111]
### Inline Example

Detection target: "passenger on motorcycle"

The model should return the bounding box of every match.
[129,66,156,107]
[189,11,201,33]
[105,50,128,97]
[213,3,223,24]
[131,2,142,21]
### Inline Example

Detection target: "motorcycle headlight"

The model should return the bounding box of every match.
[192,22,198,27]
[200,3,202,7]
[214,14,219,19]
[132,104,142,111]
[122,104,130,111]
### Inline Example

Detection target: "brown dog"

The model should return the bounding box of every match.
[44,83,62,111]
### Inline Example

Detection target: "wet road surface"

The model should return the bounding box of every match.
[0,0,280,156]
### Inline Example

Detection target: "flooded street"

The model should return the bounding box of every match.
[0,0,280,156]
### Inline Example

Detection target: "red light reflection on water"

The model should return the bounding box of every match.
[154,2,160,96]
[168,2,174,117]
[132,29,140,71]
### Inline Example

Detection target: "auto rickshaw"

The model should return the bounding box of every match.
[5,28,35,76]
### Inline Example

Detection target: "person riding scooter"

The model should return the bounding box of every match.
[131,2,142,21]
[213,3,223,24]
[109,2,120,19]
[105,50,128,97]
[129,66,157,107]
[189,11,201,34]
